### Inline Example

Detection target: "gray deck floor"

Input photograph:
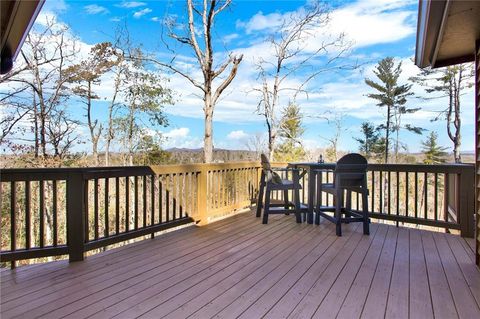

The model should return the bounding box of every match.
[1,211,479,319]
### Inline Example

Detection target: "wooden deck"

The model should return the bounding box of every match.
[1,211,479,319]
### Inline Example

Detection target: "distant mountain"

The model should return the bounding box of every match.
[164,148,259,163]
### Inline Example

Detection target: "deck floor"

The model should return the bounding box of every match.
[1,211,479,319]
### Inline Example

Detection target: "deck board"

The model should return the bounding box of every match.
[408,229,434,319]
[310,223,380,319]
[1,214,262,316]
[286,223,365,318]
[421,230,458,319]
[433,232,480,319]
[385,227,410,319]
[360,225,398,318]
[9,215,291,318]
[1,210,479,319]
[335,224,388,319]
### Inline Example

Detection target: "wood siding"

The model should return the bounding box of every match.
[476,39,480,266]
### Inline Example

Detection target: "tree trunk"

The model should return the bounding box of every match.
[268,134,276,161]
[453,69,462,163]
[453,138,462,163]
[127,106,135,166]
[385,105,391,164]
[38,96,47,158]
[86,81,100,166]
[32,52,48,158]
[395,110,401,163]
[105,70,121,166]
[105,106,113,166]
[33,90,39,158]
[203,93,214,163]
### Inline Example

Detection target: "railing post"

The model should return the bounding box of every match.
[196,166,208,226]
[66,171,85,261]
[458,167,475,238]
[256,165,262,202]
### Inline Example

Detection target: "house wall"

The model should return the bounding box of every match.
[476,39,479,266]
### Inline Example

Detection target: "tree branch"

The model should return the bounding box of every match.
[212,54,243,104]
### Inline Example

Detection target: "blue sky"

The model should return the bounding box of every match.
[30,0,476,153]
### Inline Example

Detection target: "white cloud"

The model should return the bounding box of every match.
[164,127,190,139]
[236,12,284,34]
[223,33,240,43]
[42,0,67,13]
[328,5,415,48]
[161,127,203,149]
[151,17,160,22]
[227,130,249,140]
[133,8,152,18]
[118,1,146,8]
[84,4,109,15]
[110,17,122,22]
[236,0,416,49]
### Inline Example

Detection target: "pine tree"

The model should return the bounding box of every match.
[421,132,448,164]
[365,57,421,163]
[274,103,306,162]
[354,122,385,161]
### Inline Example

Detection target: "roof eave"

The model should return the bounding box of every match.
[414,0,449,69]
[0,0,44,74]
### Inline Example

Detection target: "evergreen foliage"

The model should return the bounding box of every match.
[421,131,448,164]
[365,57,422,163]
[274,103,306,162]
[354,122,385,161]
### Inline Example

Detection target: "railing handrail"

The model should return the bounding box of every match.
[367,163,474,173]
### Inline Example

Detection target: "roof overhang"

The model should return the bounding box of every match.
[1,0,44,74]
[415,0,480,68]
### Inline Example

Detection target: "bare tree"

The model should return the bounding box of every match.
[322,113,347,161]
[144,0,243,163]
[115,50,171,166]
[244,132,267,158]
[64,42,116,165]
[104,50,126,166]
[47,108,80,159]
[0,91,30,145]
[410,64,474,163]
[0,18,78,159]
[254,1,352,160]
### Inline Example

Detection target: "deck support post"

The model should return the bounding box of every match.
[66,171,85,261]
[196,167,208,226]
[458,167,475,238]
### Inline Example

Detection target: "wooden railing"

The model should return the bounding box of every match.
[277,163,475,237]
[0,163,262,267]
[0,162,475,267]
[367,164,475,236]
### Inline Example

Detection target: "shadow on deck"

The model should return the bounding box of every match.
[1,210,479,318]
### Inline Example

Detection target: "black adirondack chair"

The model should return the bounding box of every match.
[315,153,370,236]
[256,154,303,224]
